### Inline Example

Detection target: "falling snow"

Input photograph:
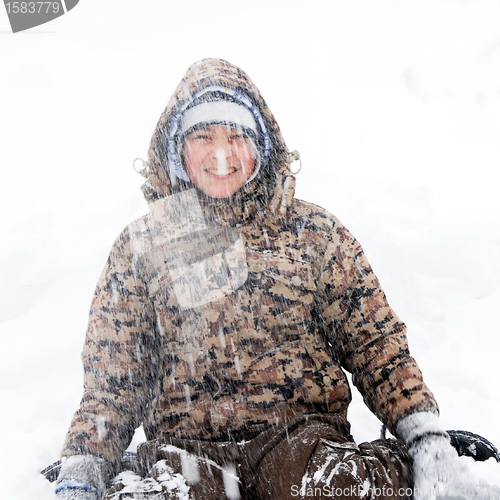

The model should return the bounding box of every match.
[1,1,500,498]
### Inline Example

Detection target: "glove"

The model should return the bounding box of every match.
[55,455,113,500]
[409,434,481,500]
[396,411,479,500]
[55,488,98,500]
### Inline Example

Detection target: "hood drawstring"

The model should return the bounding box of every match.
[279,175,295,215]
[270,150,299,216]
[279,150,302,214]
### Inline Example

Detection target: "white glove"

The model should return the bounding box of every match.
[396,411,479,500]
[55,455,112,500]
[56,488,98,500]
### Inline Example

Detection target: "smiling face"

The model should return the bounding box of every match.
[182,124,256,199]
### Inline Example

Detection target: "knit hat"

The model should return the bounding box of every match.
[167,86,270,185]
[179,99,258,139]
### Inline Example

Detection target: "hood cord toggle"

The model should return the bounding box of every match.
[287,150,302,175]
[133,158,150,178]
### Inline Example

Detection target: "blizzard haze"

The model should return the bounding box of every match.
[1,1,499,497]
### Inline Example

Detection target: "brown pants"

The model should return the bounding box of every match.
[104,415,413,500]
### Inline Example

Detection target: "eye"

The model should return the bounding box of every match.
[230,132,249,141]
[191,133,211,141]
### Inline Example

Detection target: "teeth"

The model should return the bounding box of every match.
[207,168,236,176]
[216,165,229,175]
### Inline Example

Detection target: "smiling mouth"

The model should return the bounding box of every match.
[204,167,239,177]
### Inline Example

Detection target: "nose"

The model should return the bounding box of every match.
[214,147,228,166]
[211,134,233,156]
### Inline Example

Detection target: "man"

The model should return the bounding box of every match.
[56,58,481,499]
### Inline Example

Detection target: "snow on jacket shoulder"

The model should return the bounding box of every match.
[61,59,438,468]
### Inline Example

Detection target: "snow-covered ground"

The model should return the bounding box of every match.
[1,1,499,497]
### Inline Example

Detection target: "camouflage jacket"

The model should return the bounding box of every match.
[62,59,438,469]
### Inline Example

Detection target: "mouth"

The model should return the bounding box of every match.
[204,166,239,178]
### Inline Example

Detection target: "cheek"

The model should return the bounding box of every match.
[183,146,205,173]
[241,158,255,177]
[236,144,256,171]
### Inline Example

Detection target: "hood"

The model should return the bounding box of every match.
[141,58,297,219]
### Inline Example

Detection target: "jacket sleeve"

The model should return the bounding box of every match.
[317,219,438,434]
[61,226,158,470]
